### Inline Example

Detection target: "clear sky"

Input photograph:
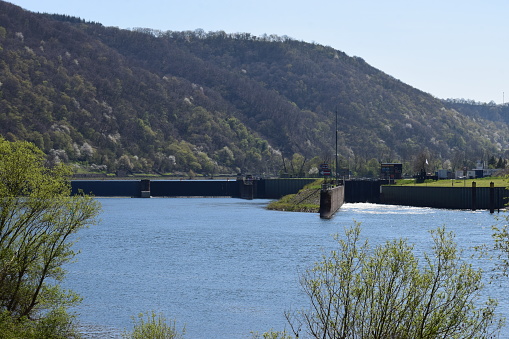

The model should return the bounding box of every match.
[6,0,509,104]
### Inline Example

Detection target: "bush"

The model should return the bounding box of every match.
[251,330,295,339]
[122,311,185,339]
[0,308,80,339]
[285,223,503,338]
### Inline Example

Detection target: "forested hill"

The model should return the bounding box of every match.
[1,1,508,176]
[444,99,509,125]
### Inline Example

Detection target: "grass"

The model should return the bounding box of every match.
[267,179,324,212]
[391,177,509,188]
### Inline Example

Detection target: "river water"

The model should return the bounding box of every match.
[64,198,509,338]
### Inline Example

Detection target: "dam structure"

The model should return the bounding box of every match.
[319,183,345,219]
[71,178,508,213]
[71,177,316,200]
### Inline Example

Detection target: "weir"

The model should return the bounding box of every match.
[380,182,509,211]
[71,178,508,212]
[71,178,316,199]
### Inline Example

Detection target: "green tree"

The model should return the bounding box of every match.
[413,149,431,175]
[0,138,101,337]
[365,158,380,178]
[488,155,497,168]
[286,223,502,339]
[491,216,509,278]
[289,153,307,177]
[122,311,185,339]
[496,156,505,169]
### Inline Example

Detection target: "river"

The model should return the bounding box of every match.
[63,198,509,338]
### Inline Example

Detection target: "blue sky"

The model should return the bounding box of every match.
[7,0,509,104]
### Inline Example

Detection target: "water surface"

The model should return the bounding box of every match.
[64,199,508,338]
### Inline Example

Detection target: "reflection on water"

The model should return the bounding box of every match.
[64,199,508,339]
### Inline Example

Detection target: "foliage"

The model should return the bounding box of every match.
[285,223,502,339]
[0,137,100,337]
[444,99,509,125]
[490,207,509,279]
[0,308,80,339]
[1,1,509,176]
[251,330,295,339]
[122,311,185,339]
[491,221,509,279]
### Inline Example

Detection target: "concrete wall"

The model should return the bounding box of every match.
[344,180,383,203]
[261,178,316,199]
[150,180,238,197]
[71,178,314,199]
[319,185,345,219]
[72,179,506,211]
[72,180,141,197]
[380,185,508,210]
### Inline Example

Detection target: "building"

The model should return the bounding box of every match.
[380,163,402,179]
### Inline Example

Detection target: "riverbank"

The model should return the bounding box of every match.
[267,180,322,212]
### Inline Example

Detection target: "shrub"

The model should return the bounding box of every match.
[122,311,185,339]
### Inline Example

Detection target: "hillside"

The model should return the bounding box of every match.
[1,0,508,176]
[444,99,509,125]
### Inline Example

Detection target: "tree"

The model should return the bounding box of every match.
[413,149,431,175]
[0,138,101,337]
[365,158,380,178]
[496,156,505,169]
[286,223,502,339]
[488,155,497,168]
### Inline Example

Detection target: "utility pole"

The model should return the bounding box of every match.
[335,108,338,184]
